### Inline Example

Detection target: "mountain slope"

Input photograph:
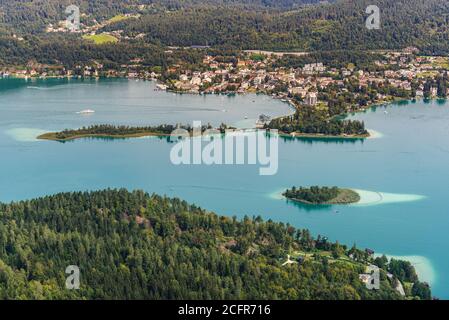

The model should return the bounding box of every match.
[1,1,449,68]
[104,0,449,53]
[0,0,328,32]
[0,189,429,299]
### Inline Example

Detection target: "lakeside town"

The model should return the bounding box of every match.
[2,47,448,114]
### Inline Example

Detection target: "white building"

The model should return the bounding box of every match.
[305,92,318,106]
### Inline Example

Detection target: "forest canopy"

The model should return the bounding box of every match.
[2,0,449,68]
[0,189,431,299]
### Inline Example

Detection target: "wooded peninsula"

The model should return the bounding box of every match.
[37,124,231,142]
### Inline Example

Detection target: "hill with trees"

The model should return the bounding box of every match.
[2,0,449,67]
[102,0,449,54]
[0,189,430,299]
[0,0,328,32]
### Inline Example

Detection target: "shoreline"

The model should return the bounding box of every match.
[366,129,383,139]
[350,189,426,206]
[37,129,370,142]
[37,131,172,142]
[7,76,423,141]
[278,131,370,140]
[25,77,442,142]
[271,187,426,207]
[376,254,436,287]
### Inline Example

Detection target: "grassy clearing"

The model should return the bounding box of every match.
[291,250,366,267]
[432,57,449,70]
[109,15,129,23]
[83,33,118,45]
[417,70,438,78]
[329,188,361,204]
[311,20,337,33]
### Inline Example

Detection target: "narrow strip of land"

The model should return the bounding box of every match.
[37,131,171,141]
[37,124,232,142]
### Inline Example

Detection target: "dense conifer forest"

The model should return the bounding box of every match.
[0,189,431,299]
[2,1,449,67]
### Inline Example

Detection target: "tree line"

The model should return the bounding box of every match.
[268,106,368,136]
[283,186,340,204]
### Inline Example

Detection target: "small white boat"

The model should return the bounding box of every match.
[76,109,95,114]
[156,84,168,90]
[244,116,248,119]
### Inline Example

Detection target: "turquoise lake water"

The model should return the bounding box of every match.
[1,78,448,298]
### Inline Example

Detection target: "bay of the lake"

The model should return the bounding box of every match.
[0,78,448,298]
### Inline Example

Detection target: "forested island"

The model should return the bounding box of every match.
[37,124,231,141]
[283,186,361,205]
[0,189,430,299]
[268,108,369,138]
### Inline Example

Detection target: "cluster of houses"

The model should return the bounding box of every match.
[46,14,145,42]
[168,56,329,106]
[19,10,449,106]
[1,61,69,79]
[166,47,449,108]
[3,47,449,109]
[359,265,406,297]
[281,248,408,297]
[368,50,448,98]
[0,60,160,80]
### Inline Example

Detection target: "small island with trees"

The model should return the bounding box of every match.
[283,186,361,205]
